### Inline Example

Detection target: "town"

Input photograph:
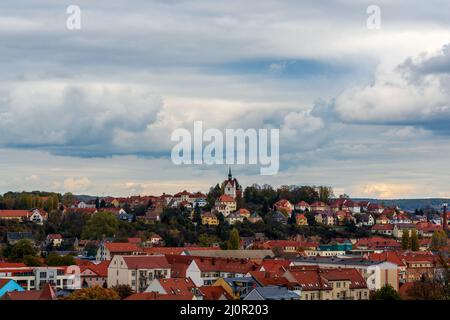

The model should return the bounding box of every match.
[0,169,448,300]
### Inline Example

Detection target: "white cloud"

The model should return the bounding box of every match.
[63,177,92,192]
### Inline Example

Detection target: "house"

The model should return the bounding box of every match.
[186,257,257,287]
[6,232,34,245]
[335,211,353,225]
[145,206,163,222]
[353,237,401,251]
[225,212,244,225]
[145,277,203,299]
[213,277,259,300]
[248,212,262,223]
[393,223,417,239]
[357,213,375,227]
[3,283,57,300]
[0,209,47,225]
[322,212,336,226]
[294,201,310,212]
[371,224,394,236]
[262,240,318,253]
[415,222,441,237]
[284,266,369,300]
[274,199,294,214]
[310,202,329,211]
[295,214,308,226]
[201,212,219,226]
[107,255,171,292]
[199,285,231,300]
[46,234,63,247]
[272,211,288,224]
[367,203,384,214]
[375,214,390,225]
[237,208,251,219]
[0,279,24,298]
[96,242,143,261]
[0,264,81,291]
[215,195,237,216]
[244,286,299,300]
[292,257,399,291]
[148,233,163,245]
[79,260,110,288]
[222,168,242,199]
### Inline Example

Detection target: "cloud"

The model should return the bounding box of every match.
[329,43,450,134]
[63,177,92,192]
[0,81,162,156]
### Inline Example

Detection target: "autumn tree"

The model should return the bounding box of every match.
[64,286,120,300]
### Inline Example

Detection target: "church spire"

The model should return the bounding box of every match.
[228,167,232,180]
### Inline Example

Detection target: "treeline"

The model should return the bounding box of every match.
[242,184,334,208]
[0,191,61,211]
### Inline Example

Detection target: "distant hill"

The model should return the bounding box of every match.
[354,198,450,211]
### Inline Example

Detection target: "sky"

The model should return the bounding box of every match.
[1,0,450,199]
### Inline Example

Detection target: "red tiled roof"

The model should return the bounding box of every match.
[0,210,30,218]
[320,268,367,289]
[122,255,170,269]
[368,251,405,267]
[47,234,63,239]
[155,278,197,296]
[81,260,110,277]
[6,284,56,300]
[105,242,142,253]
[217,195,235,202]
[249,271,294,287]
[200,286,231,300]
[0,262,27,268]
[193,257,257,273]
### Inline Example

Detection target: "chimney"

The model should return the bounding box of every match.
[443,203,448,232]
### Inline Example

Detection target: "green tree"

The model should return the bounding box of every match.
[371,284,402,300]
[82,212,119,240]
[401,230,410,250]
[431,230,448,250]
[410,229,419,251]
[46,253,76,266]
[6,240,37,262]
[227,228,240,250]
[23,255,43,266]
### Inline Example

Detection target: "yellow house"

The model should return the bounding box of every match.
[296,214,308,226]
[201,212,219,226]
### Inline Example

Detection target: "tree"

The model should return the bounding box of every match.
[431,230,448,251]
[401,230,410,250]
[111,285,134,300]
[227,228,240,250]
[371,284,402,300]
[6,240,37,262]
[193,203,202,224]
[46,253,76,266]
[410,229,419,251]
[23,255,43,266]
[62,192,75,206]
[64,286,120,300]
[82,212,119,240]
[317,186,334,204]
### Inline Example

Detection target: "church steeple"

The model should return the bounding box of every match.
[228,167,232,180]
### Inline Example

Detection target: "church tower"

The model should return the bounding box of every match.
[223,168,242,199]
